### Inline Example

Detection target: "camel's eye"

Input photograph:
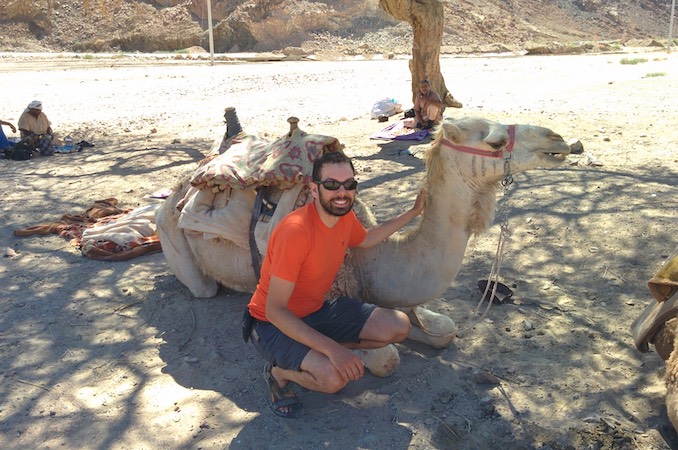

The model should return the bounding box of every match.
[488,140,505,150]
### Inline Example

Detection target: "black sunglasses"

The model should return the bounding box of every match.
[314,179,358,191]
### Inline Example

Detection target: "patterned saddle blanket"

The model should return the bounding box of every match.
[190,127,342,192]
[177,126,344,255]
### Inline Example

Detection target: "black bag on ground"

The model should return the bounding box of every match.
[4,142,33,161]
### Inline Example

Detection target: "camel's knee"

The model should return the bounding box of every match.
[355,344,401,377]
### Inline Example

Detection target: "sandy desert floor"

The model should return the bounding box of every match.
[0,48,677,449]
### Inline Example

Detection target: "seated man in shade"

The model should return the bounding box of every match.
[413,79,444,130]
[18,100,55,156]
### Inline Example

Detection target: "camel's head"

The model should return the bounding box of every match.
[429,117,579,181]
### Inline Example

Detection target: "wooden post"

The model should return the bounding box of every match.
[206,0,215,65]
[669,0,676,54]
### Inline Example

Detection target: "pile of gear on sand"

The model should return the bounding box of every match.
[5,100,156,261]
[13,198,162,261]
[1,100,93,161]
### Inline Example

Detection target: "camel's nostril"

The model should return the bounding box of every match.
[568,139,584,154]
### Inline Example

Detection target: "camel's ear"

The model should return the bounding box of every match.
[440,121,462,144]
[325,139,343,153]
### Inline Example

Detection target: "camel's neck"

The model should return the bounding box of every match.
[353,168,491,307]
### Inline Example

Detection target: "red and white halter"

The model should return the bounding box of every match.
[439,124,516,159]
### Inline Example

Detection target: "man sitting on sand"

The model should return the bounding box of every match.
[18,100,55,156]
[245,151,425,419]
[413,79,444,130]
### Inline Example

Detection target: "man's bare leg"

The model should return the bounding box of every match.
[271,307,410,391]
[356,307,410,348]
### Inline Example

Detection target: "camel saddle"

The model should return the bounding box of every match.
[632,245,678,352]
[178,118,344,277]
[189,122,343,192]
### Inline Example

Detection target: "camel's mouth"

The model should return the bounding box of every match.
[539,149,570,165]
[541,139,582,162]
[543,151,569,161]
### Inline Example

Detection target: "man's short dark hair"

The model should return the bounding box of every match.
[312,151,355,182]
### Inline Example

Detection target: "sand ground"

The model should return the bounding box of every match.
[1,49,677,449]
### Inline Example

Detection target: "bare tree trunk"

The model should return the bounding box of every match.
[379,0,461,108]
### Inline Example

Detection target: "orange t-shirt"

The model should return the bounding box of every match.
[247,202,367,321]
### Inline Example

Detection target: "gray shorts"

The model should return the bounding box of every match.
[250,296,377,371]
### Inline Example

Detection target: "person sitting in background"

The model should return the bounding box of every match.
[18,100,55,156]
[413,79,443,130]
[0,118,17,150]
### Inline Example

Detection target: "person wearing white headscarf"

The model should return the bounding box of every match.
[18,100,52,137]
[18,100,55,156]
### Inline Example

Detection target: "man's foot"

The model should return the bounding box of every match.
[264,362,304,419]
[450,98,463,108]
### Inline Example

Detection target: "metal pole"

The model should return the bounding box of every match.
[669,0,676,54]
[206,0,215,65]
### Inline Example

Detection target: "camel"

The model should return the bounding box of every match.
[156,111,579,375]
[632,246,678,431]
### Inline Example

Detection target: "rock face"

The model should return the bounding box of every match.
[0,0,671,55]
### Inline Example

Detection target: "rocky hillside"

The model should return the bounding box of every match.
[0,0,673,56]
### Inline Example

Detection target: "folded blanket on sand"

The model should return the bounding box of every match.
[14,198,126,237]
[80,204,161,261]
[14,199,161,261]
[370,119,430,141]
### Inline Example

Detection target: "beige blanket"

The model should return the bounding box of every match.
[178,184,308,255]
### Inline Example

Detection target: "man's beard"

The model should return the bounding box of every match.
[318,190,354,217]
